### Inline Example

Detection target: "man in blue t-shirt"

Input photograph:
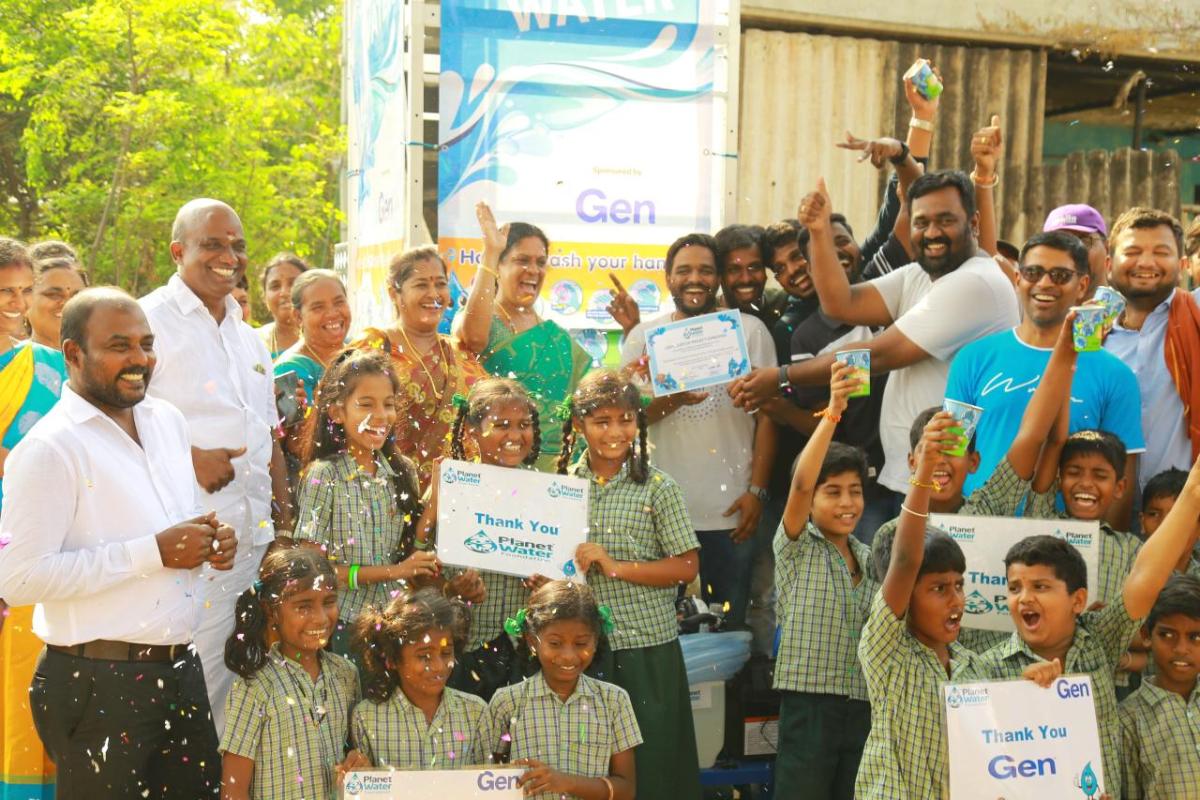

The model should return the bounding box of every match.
[946,231,1144,525]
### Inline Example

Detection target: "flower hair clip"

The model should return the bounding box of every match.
[553,397,575,422]
[503,608,529,637]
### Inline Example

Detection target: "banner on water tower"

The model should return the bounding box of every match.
[438,0,733,330]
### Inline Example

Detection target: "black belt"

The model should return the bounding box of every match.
[48,640,189,662]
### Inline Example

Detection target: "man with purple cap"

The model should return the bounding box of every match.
[1044,203,1109,296]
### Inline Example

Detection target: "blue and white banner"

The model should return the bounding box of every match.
[436,459,589,580]
[944,677,1106,799]
[345,0,407,328]
[438,0,731,329]
[930,515,1101,632]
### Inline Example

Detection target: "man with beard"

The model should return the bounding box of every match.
[620,233,778,628]
[731,170,1019,517]
[946,231,1143,523]
[715,224,789,328]
[0,288,236,799]
[1104,207,1200,490]
[139,198,292,733]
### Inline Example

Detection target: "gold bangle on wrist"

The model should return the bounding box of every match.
[970,170,998,188]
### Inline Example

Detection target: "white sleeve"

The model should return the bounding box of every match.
[893,270,1004,361]
[866,264,916,322]
[0,441,164,605]
[619,324,647,367]
[743,315,777,368]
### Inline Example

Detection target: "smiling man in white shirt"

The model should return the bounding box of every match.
[0,288,236,799]
[139,198,293,733]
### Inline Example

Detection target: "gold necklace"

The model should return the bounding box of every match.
[302,342,332,370]
[496,300,538,333]
[397,326,448,401]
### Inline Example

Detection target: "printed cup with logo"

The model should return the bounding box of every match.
[834,349,871,398]
[941,398,983,458]
[1070,304,1106,352]
[1090,286,1125,333]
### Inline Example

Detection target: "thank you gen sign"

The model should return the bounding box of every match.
[944,676,1106,799]
[437,459,588,580]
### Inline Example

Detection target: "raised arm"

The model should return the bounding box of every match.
[781,363,858,537]
[969,115,1003,257]
[799,178,895,327]
[882,411,959,615]
[1123,455,1200,619]
[1005,312,1078,481]
[453,202,508,354]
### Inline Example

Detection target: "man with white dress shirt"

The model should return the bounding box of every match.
[139,199,293,733]
[0,288,236,799]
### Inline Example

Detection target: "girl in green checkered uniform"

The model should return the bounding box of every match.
[483,581,642,799]
[349,587,488,768]
[433,377,544,700]
[557,369,703,799]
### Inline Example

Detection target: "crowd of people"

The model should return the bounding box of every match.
[0,61,1199,800]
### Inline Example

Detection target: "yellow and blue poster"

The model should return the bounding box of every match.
[438,1,730,329]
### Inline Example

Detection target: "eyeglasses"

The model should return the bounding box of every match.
[1018,266,1081,286]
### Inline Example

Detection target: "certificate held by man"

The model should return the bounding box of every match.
[645,309,751,396]
[436,459,588,581]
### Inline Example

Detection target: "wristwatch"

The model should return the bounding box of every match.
[748,485,769,502]
[777,366,793,397]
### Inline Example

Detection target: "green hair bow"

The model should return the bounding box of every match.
[597,605,615,635]
[639,393,652,409]
[503,608,528,637]
[451,393,468,411]
[553,396,574,422]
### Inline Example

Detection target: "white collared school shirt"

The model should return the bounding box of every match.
[140,274,279,545]
[0,386,204,645]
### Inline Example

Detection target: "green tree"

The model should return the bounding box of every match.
[0,0,342,302]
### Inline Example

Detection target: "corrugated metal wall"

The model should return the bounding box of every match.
[1035,148,1182,225]
[739,30,1047,241]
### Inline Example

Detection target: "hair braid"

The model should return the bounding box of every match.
[450,402,469,461]
[524,406,542,467]
[556,417,576,475]
[632,406,650,483]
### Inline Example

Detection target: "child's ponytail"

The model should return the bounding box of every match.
[525,406,542,467]
[556,414,576,475]
[449,397,470,461]
[632,405,650,484]
[225,584,271,679]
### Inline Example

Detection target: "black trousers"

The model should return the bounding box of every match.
[30,646,221,799]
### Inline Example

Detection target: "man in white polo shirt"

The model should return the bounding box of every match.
[139,198,293,732]
[0,288,236,799]
[732,171,1020,517]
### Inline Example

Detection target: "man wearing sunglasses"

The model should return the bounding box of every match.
[944,231,1144,522]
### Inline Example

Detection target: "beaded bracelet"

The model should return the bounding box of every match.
[812,408,842,424]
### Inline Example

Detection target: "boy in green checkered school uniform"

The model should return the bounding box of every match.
[1120,573,1200,800]
[349,588,487,769]
[292,350,441,657]
[771,362,879,799]
[1139,468,1200,576]
[978,450,1200,800]
[558,369,702,800]
[483,582,642,800]
[220,548,363,800]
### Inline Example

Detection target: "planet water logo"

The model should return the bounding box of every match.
[443,466,482,486]
[343,773,392,796]
[547,480,585,501]
[964,590,995,615]
[561,558,577,578]
[465,530,498,554]
[945,685,990,709]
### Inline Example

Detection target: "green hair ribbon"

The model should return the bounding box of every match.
[639,393,652,409]
[451,393,468,411]
[503,608,528,637]
[553,396,574,422]
[597,605,615,635]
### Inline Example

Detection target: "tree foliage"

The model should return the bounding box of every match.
[0,0,342,298]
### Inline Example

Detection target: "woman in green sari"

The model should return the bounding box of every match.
[455,203,591,472]
[0,239,66,800]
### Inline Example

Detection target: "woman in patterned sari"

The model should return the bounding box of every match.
[351,246,485,489]
[0,239,67,799]
[455,203,591,472]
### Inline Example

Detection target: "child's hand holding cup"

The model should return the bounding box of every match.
[941,398,984,457]
[828,360,864,418]
[833,349,871,398]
